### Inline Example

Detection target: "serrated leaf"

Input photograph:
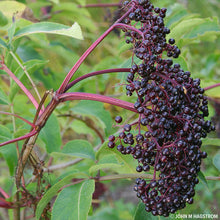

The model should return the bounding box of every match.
[51,179,95,220]
[202,138,220,146]
[96,141,137,174]
[89,154,122,175]
[0,87,10,105]
[14,22,83,40]
[61,140,95,160]
[213,153,220,172]
[198,171,209,189]
[39,114,61,153]
[0,125,17,175]
[36,172,89,219]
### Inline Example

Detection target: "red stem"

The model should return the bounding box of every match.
[65,68,130,92]
[78,3,121,8]
[0,187,9,199]
[204,83,220,91]
[0,111,35,127]
[58,92,137,113]
[0,63,39,111]
[0,129,38,147]
[57,8,137,94]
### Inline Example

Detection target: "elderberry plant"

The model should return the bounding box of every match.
[107,0,215,217]
[0,0,219,219]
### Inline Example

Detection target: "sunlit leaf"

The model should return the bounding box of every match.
[14,22,83,40]
[0,1,26,18]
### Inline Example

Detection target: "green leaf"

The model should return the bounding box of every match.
[133,202,149,220]
[0,38,8,48]
[8,21,16,45]
[71,100,112,134]
[202,138,220,146]
[14,22,83,40]
[0,11,8,26]
[169,17,220,44]
[89,154,122,175]
[213,153,220,172]
[51,179,95,220]
[96,140,137,174]
[0,125,17,175]
[0,87,10,105]
[39,114,61,153]
[166,4,188,28]
[36,172,89,219]
[61,140,95,160]
[198,171,209,189]
[9,59,48,101]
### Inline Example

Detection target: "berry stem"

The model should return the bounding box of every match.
[0,62,39,111]
[0,111,35,127]
[58,92,137,113]
[204,83,220,91]
[65,68,130,92]
[0,129,38,147]
[57,8,140,94]
[78,3,122,8]
[97,173,154,181]
[0,187,10,199]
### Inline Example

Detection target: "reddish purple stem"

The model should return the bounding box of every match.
[78,3,121,8]
[57,8,138,94]
[204,83,220,91]
[58,92,136,113]
[0,64,39,111]
[65,68,130,92]
[0,111,35,127]
[0,129,38,147]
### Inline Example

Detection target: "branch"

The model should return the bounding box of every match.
[0,129,38,147]
[58,92,137,113]
[58,114,105,143]
[65,68,130,92]
[43,158,82,172]
[0,111,35,127]
[78,3,121,8]
[0,187,9,199]
[204,83,220,91]
[0,63,39,111]
[97,173,154,181]
[9,51,42,104]
[57,7,136,94]
[205,176,220,181]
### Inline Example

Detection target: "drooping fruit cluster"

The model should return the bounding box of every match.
[108,0,215,217]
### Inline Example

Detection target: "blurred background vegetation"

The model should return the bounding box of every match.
[0,0,219,219]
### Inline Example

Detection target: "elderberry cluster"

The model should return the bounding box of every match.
[107,0,215,217]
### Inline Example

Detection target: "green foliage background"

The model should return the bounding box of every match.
[0,0,219,219]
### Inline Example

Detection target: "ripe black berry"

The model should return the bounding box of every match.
[115,116,122,123]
